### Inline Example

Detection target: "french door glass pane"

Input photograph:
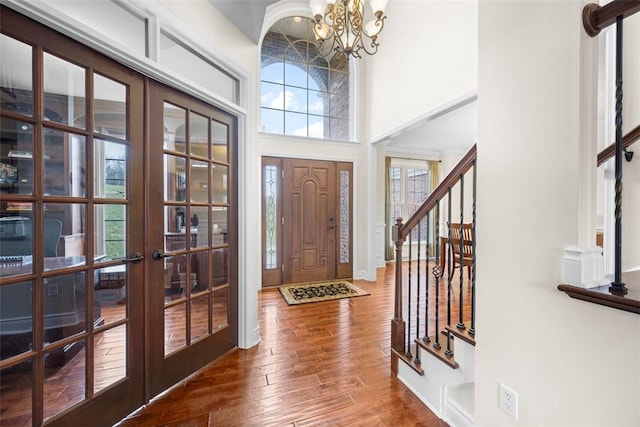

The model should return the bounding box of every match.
[190,160,208,203]
[43,52,86,129]
[94,74,127,137]
[164,102,186,152]
[1,118,34,195]
[165,207,188,249]
[94,204,126,262]
[0,362,32,425]
[164,154,187,202]
[190,295,209,342]
[193,251,209,291]
[212,247,228,287]
[95,139,127,199]
[212,286,229,331]
[43,271,86,344]
[43,341,86,421]
[43,202,86,260]
[0,214,33,275]
[190,113,209,157]
[212,207,228,245]
[0,280,33,358]
[164,254,187,302]
[191,206,209,248]
[164,303,187,355]
[44,130,85,197]
[94,324,127,394]
[0,34,33,115]
[95,265,128,322]
[211,165,228,204]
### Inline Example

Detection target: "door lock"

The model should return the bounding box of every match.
[328,217,335,230]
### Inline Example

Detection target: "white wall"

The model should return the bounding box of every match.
[364,0,478,142]
[476,1,640,426]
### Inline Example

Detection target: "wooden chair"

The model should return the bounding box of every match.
[444,222,474,279]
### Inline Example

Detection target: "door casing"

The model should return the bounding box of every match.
[261,157,353,287]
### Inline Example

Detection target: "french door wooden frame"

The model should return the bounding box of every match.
[146,81,238,397]
[0,8,145,426]
[261,157,353,287]
[0,7,238,426]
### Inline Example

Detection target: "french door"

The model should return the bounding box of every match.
[1,7,238,425]
[147,81,237,396]
[262,157,353,286]
[1,8,145,426]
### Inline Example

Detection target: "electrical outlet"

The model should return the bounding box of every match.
[499,383,518,420]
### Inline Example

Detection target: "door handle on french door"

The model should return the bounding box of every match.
[151,249,170,260]
[328,217,335,230]
[123,251,145,264]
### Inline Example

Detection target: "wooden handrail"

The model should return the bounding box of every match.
[597,124,640,166]
[583,0,640,37]
[398,144,477,239]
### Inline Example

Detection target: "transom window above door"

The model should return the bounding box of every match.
[260,16,350,141]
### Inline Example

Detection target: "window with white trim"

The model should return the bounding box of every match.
[260,17,349,141]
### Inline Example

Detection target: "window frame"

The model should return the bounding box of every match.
[259,17,352,142]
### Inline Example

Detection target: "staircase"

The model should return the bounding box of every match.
[390,144,477,426]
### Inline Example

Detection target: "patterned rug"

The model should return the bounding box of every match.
[278,280,369,305]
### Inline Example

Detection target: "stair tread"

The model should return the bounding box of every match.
[415,336,459,369]
[446,324,476,346]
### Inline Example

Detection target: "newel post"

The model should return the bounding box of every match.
[390,217,405,373]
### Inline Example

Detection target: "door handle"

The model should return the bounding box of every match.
[151,249,171,260]
[328,217,335,230]
[122,251,145,264]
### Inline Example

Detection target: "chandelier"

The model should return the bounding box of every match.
[310,0,388,59]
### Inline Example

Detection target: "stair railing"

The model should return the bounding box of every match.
[558,1,639,313]
[585,0,639,295]
[391,144,477,373]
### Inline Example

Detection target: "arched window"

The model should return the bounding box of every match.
[260,17,350,141]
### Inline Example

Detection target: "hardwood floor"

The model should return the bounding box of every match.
[116,264,449,426]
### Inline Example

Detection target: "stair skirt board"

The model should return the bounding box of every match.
[397,365,445,419]
[444,383,475,427]
[396,335,476,425]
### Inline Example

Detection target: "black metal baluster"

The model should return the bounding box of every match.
[469,162,477,336]
[414,219,421,364]
[610,14,627,295]
[457,175,466,330]
[424,211,431,343]
[444,190,453,356]
[406,231,413,358]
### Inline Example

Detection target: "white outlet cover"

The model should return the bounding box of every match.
[499,382,519,420]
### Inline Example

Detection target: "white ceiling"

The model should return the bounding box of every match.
[381,96,477,155]
[208,0,278,43]
[208,0,477,156]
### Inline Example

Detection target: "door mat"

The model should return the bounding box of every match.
[278,280,369,305]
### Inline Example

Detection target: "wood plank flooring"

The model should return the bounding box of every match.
[116,265,449,426]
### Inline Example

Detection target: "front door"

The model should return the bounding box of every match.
[147,81,238,396]
[262,157,352,286]
[0,9,145,426]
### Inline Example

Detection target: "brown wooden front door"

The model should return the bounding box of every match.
[147,80,238,397]
[262,157,352,286]
[284,158,336,284]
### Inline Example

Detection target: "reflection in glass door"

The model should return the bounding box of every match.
[0,11,145,426]
[148,81,237,396]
